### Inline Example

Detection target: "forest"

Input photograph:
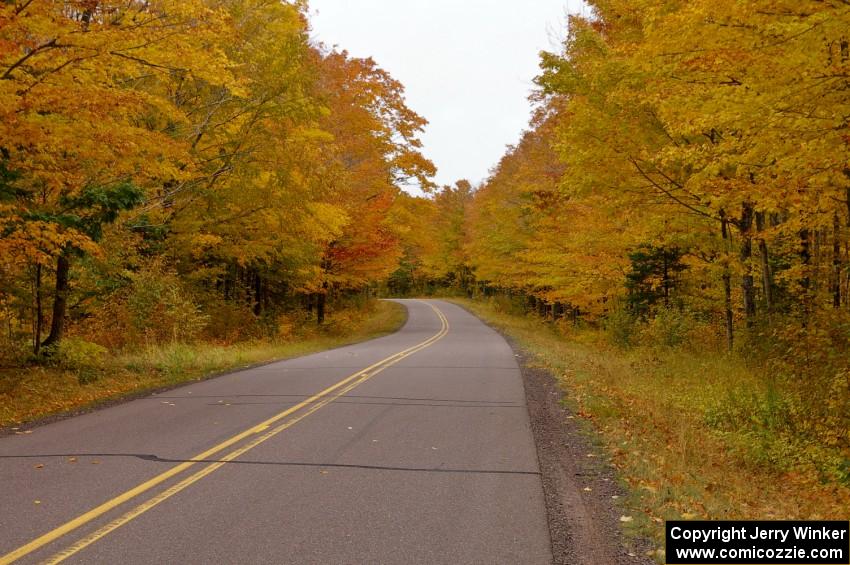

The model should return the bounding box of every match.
[1,0,434,356]
[1,0,849,543]
[405,1,850,495]
[413,0,850,531]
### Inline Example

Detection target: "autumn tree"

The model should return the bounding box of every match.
[0,0,435,351]
[0,0,234,352]
[308,50,435,321]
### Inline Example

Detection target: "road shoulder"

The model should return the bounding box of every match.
[448,300,653,565]
[513,339,652,565]
[0,301,407,435]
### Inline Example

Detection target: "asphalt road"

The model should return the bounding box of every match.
[0,300,552,564]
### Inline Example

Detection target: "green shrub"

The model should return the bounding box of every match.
[126,270,208,344]
[605,304,637,348]
[495,294,529,316]
[204,300,259,342]
[53,337,108,384]
[58,337,107,366]
[705,381,792,435]
[640,307,693,348]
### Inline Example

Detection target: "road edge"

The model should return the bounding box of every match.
[0,301,409,437]
[445,299,653,565]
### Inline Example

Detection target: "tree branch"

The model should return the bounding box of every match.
[629,156,718,221]
[2,38,59,80]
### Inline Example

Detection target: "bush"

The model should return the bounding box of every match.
[640,307,693,348]
[57,337,107,367]
[126,270,208,344]
[705,370,850,482]
[322,307,363,336]
[275,309,311,341]
[204,300,258,343]
[46,337,108,384]
[705,381,792,436]
[742,311,850,459]
[605,304,637,348]
[486,294,527,316]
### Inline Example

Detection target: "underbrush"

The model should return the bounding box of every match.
[0,300,406,428]
[452,297,850,561]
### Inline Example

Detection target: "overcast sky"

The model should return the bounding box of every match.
[308,0,588,191]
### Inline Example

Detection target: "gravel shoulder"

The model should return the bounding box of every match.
[507,334,654,565]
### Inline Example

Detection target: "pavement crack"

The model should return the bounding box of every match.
[0,453,542,476]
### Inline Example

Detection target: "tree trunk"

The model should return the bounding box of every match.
[814,229,822,295]
[553,302,563,320]
[844,186,850,305]
[721,212,734,351]
[316,292,326,325]
[740,202,756,325]
[833,213,841,308]
[755,212,774,313]
[800,228,811,326]
[723,270,734,351]
[42,252,71,349]
[527,295,537,314]
[33,264,43,355]
[253,272,262,316]
[224,264,234,301]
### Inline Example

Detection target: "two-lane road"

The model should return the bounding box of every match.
[0,300,552,564]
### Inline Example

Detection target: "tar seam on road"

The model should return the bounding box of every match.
[0,301,449,565]
[0,453,539,475]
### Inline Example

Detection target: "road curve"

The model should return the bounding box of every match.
[0,300,552,564]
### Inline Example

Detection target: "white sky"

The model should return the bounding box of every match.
[307,0,588,191]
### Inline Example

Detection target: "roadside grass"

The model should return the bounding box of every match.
[450,298,850,561]
[0,300,407,429]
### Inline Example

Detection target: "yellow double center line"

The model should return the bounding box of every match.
[1,301,449,565]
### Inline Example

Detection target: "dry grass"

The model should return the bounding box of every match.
[451,298,850,561]
[0,300,406,429]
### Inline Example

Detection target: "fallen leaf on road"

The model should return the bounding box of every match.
[34,464,44,469]
[68,457,77,463]
[583,487,592,492]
